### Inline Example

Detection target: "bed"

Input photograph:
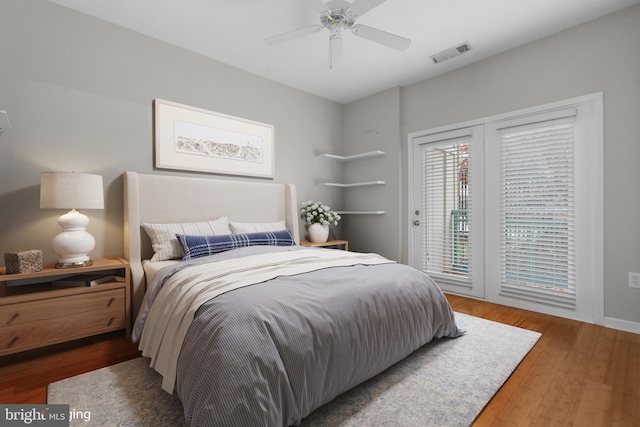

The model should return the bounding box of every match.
[124,171,462,426]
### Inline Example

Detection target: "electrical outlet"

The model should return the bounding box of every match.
[629,272,640,289]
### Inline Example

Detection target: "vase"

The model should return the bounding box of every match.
[308,223,330,243]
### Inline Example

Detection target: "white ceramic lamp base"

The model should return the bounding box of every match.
[52,209,96,268]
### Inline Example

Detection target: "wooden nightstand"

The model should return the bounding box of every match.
[300,239,349,251]
[0,257,130,357]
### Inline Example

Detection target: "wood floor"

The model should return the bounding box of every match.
[447,294,640,427]
[1,294,638,426]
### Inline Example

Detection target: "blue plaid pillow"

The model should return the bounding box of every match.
[176,229,296,260]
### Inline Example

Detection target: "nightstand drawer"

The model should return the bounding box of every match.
[0,289,125,356]
[0,288,124,327]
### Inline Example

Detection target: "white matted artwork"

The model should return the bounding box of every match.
[154,99,274,178]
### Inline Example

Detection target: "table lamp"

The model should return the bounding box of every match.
[40,172,104,268]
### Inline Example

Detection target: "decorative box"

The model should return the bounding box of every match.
[4,249,43,274]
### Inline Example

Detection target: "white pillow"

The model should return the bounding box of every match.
[142,217,231,262]
[229,220,286,234]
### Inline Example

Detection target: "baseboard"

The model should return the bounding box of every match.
[604,317,640,335]
[447,292,640,336]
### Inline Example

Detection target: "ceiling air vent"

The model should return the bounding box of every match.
[430,42,470,64]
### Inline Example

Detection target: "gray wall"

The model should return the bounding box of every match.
[0,0,344,261]
[342,88,402,261]
[400,4,640,324]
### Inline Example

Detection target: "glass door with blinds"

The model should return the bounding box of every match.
[409,94,602,323]
[484,99,602,323]
[494,113,577,309]
[410,126,484,298]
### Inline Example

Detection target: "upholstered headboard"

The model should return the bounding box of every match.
[123,171,300,318]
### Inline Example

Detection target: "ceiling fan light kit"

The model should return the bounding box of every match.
[265,0,411,69]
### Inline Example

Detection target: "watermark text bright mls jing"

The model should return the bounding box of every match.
[2,405,89,426]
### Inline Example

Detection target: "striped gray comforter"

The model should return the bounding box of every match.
[133,246,462,426]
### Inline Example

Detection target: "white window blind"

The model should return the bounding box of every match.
[422,137,472,285]
[498,117,576,309]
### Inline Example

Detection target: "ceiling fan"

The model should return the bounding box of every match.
[264,0,411,69]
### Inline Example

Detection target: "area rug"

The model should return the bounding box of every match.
[47,313,540,426]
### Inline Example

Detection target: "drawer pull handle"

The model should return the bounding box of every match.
[7,313,19,325]
[7,336,19,348]
[107,297,116,307]
[107,317,115,326]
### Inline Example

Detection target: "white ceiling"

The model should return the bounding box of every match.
[50,0,639,104]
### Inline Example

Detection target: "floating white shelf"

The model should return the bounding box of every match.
[336,211,386,215]
[316,150,386,162]
[317,150,387,217]
[318,181,386,188]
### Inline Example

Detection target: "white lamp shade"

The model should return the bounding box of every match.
[40,172,104,267]
[40,172,104,210]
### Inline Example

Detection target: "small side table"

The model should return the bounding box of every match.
[0,257,130,357]
[300,239,349,251]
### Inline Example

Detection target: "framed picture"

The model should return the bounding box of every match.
[154,99,274,179]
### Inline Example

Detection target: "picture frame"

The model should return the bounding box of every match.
[154,99,274,179]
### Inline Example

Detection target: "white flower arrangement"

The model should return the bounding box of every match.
[300,200,341,227]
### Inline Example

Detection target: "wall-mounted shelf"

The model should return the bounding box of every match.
[336,211,386,215]
[316,150,385,162]
[317,150,387,216]
[318,181,385,188]
[0,110,10,137]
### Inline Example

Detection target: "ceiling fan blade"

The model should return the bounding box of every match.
[264,25,322,46]
[329,34,343,69]
[303,0,330,14]
[349,0,387,17]
[351,24,411,51]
